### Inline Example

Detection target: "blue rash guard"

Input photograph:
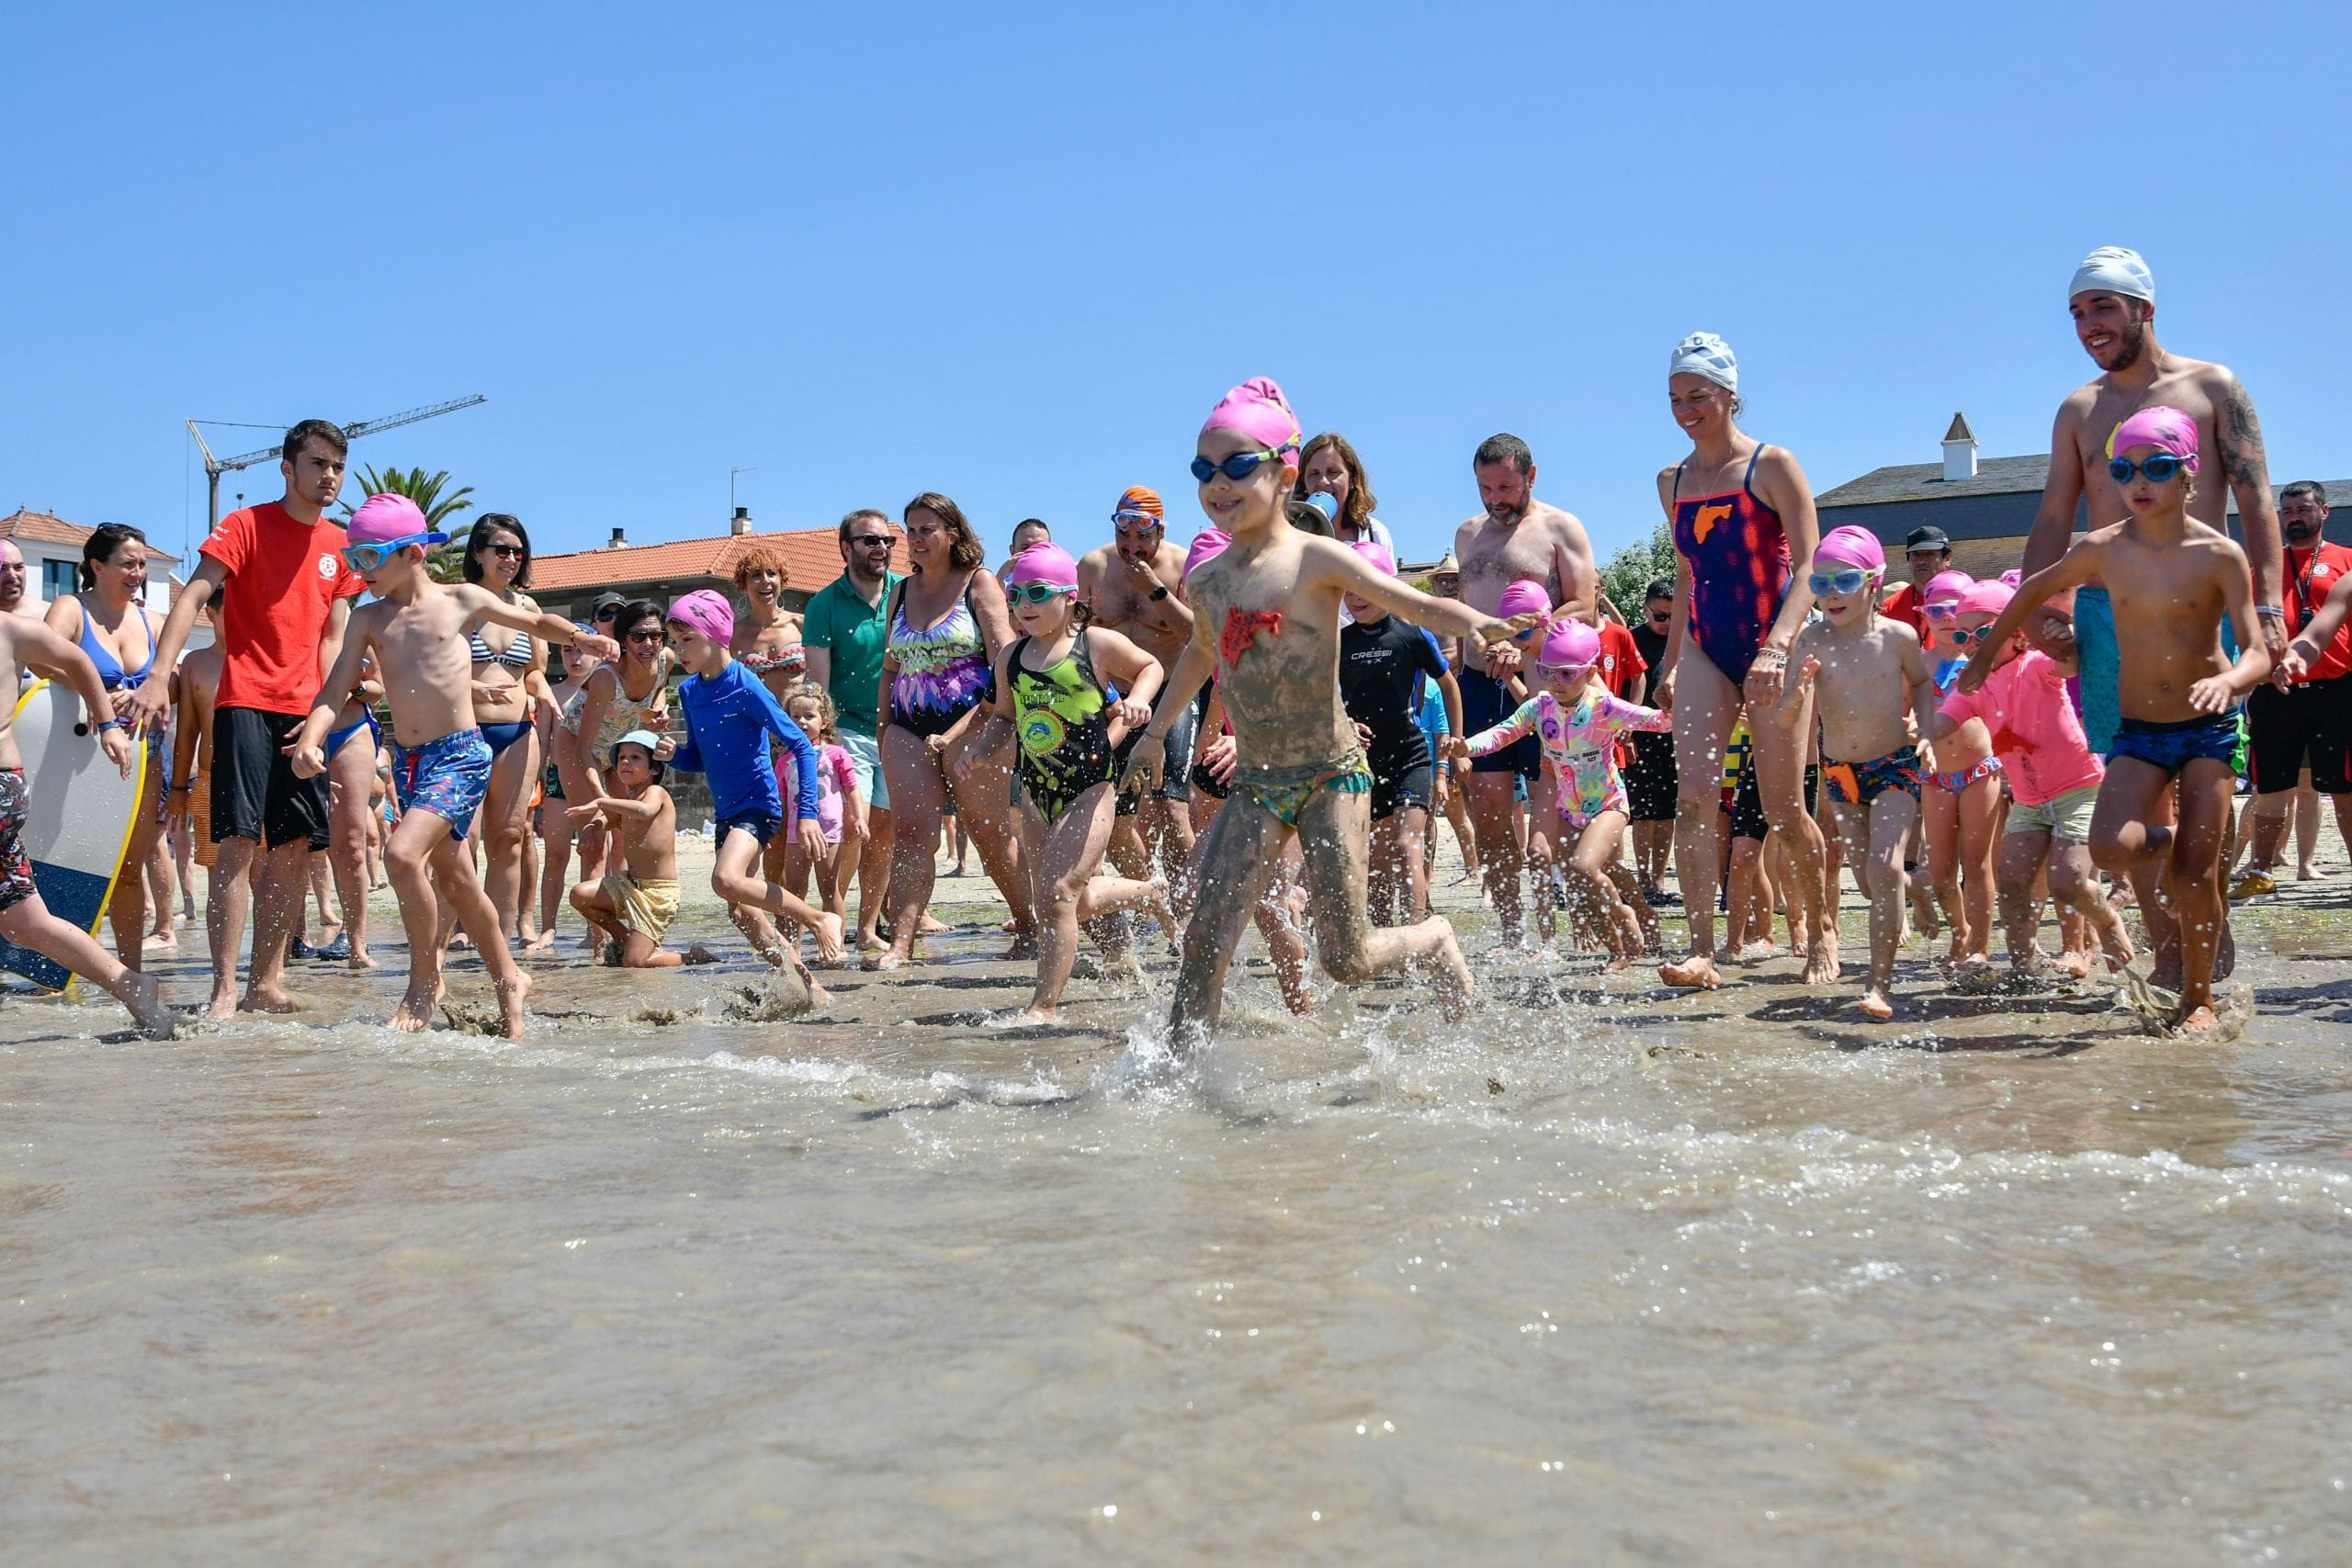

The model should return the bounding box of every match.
[667,657,820,825]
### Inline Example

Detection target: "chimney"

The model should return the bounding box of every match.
[608,526,627,548]
[730,505,752,537]
[1941,412,1979,483]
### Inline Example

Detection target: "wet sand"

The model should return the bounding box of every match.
[6,829,2351,1563]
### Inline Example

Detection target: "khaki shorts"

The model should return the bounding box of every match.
[2004,781,2100,844]
[604,872,681,946]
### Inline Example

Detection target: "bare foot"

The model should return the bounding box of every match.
[524,930,557,954]
[142,930,177,953]
[2098,922,2137,975]
[862,948,907,972]
[919,914,953,935]
[812,912,848,966]
[204,984,239,1021]
[1658,954,1721,989]
[1910,883,1939,942]
[347,947,381,970]
[493,970,533,1038]
[2298,864,2325,881]
[1853,987,1894,1021]
[684,943,718,965]
[118,968,175,1038]
[1001,931,1038,961]
[389,978,445,1032]
[239,982,300,1015]
[1432,930,1475,1021]
[2174,1003,2222,1035]
[1801,935,1840,987]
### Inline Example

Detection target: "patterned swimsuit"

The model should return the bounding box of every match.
[888,581,991,739]
[1010,630,1116,827]
[1464,688,1671,828]
[1671,446,1790,688]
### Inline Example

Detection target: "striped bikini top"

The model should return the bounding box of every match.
[469,625,535,670]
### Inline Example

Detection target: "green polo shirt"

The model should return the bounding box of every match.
[801,569,901,736]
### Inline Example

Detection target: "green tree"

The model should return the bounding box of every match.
[341,465,476,582]
[1597,521,1677,621]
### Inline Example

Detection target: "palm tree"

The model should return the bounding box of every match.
[341,465,476,582]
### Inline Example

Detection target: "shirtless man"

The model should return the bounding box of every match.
[1120,378,1527,1053]
[1450,434,1598,945]
[0,542,41,620]
[1079,485,1200,883]
[2022,246,2285,987]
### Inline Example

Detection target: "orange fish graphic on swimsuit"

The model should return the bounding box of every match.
[1690,502,1733,545]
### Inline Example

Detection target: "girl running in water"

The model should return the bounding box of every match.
[1654,332,1832,989]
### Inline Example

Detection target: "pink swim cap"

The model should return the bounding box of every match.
[347,493,441,547]
[1200,377,1303,460]
[1924,570,1973,604]
[1006,541,1080,591]
[1814,525,1886,575]
[1497,579,1552,619]
[2109,404,2199,473]
[1183,529,1231,579]
[666,589,733,645]
[1538,617,1601,670]
[1351,539,1396,577]
[1958,581,2014,619]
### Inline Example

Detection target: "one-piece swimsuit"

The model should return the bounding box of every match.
[1010,630,1116,828]
[1670,444,1789,688]
[888,580,990,739]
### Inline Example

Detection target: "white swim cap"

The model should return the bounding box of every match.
[2068,246,2154,305]
[1669,332,1737,393]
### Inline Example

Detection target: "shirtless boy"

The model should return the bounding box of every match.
[567,730,715,968]
[1079,485,1200,884]
[1450,434,1598,944]
[1776,527,1939,1021]
[0,613,174,1034]
[1962,407,2269,1033]
[290,495,619,1036]
[1118,378,1528,1052]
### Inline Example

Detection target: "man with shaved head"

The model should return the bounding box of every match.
[0,541,42,619]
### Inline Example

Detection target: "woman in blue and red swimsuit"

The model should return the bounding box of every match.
[1652,333,1835,990]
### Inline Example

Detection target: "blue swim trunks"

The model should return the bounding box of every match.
[2107,711,2239,775]
[391,728,494,840]
[1821,743,1922,807]
[716,807,784,847]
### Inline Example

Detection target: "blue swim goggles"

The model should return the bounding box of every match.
[2109,454,2188,484]
[1190,448,1288,484]
[342,530,448,572]
[1807,568,1872,597]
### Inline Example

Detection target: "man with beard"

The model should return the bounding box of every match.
[1451,434,1597,946]
[2236,482,2351,894]
[2022,246,2286,988]
[1079,486,1200,883]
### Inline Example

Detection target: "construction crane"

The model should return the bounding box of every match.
[186,393,488,534]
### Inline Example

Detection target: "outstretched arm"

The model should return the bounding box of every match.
[122,557,226,733]
[1957,545,2103,694]
[2282,575,2352,683]
[289,615,374,777]
[17,621,134,777]
[1312,539,1529,649]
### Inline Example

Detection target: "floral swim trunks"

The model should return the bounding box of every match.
[0,768,36,912]
[391,728,494,840]
[1821,744,1922,808]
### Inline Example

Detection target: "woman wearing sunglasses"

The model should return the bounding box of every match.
[458,514,552,953]
[868,492,1032,971]
[1654,332,1834,991]
[552,599,676,953]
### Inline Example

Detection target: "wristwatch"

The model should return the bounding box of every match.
[1148,585,1170,602]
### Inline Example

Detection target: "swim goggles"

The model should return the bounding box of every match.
[1533,660,1596,681]
[2109,454,2188,484]
[1008,581,1078,604]
[1923,601,1963,621]
[1112,509,1162,534]
[1190,448,1288,484]
[1807,569,1872,597]
[341,531,447,572]
[1942,624,1998,648]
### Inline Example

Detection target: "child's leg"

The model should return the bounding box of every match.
[1956,773,2002,965]
[1922,784,1970,962]
[382,810,451,1032]
[327,730,378,965]
[2049,840,2133,971]
[0,890,172,1035]
[424,829,531,1036]
[1567,813,1644,965]
[713,827,834,991]
[532,807,572,952]
[1723,836,1762,954]
[1823,802,1873,1002]
[2169,758,2237,1024]
[1295,782,1472,1018]
[1023,787,1120,1019]
[1855,790,1918,1018]
[1996,828,2052,971]
[1392,804,1431,925]
[568,876,630,951]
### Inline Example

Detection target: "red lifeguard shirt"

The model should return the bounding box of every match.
[200,502,364,713]
[1598,618,1646,702]
[2285,541,2352,683]
[1882,581,1928,638]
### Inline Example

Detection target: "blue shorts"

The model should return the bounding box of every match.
[2108,711,2238,775]
[716,807,784,847]
[391,728,493,840]
[838,726,889,812]
[1461,670,1537,778]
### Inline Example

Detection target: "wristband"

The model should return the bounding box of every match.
[98,717,126,732]
[2256,605,2286,618]
[169,784,190,794]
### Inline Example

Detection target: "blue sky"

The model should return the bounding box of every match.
[6,3,2345,576]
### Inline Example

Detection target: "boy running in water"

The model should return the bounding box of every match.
[290,496,618,1036]
[567,730,715,967]
[1777,526,1939,1021]
[1960,407,2268,1032]
[1118,378,1530,1052]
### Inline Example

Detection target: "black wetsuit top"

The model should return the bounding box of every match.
[1340,615,1445,783]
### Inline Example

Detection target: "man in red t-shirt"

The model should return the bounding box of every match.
[1878,525,1951,637]
[2238,481,2352,892]
[129,420,363,1016]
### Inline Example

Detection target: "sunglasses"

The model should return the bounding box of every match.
[1009,581,1078,604]
[1112,511,1162,535]
[479,542,524,558]
[341,533,437,572]
[1808,569,1872,597]
[594,605,620,620]
[1923,602,1962,621]
[1645,607,1672,620]
[1942,624,1998,648]
[1190,448,1285,484]
[626,628,665,646]
[2109,454,2188,484]
[848,533,894,548]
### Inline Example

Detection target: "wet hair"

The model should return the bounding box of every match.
[2281,480,2330,509]
[613,599,667,648]
[281,418,348,465]
[1644,577,1674,604]
[1474,433,1533,474]
[903,491,986,571]
[786,680,839,741]
[461,513,532,588]
[1298,432,1379,536]
[731,545,791,590]
[837,507,892,541]
[78,523,146,592]
[609,739,664,784]
[1284,499,1335,538]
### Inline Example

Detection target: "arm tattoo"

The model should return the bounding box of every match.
[2219,379,2271,491]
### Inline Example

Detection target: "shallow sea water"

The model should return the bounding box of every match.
[6,862,2352,1565]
